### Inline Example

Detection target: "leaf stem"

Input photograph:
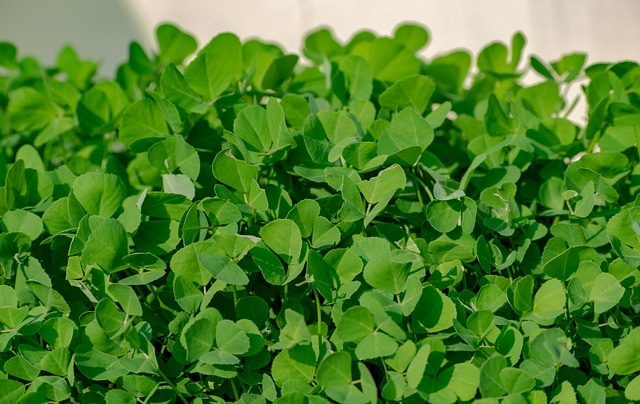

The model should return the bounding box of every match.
[231,378,240,400]
[312,287,323,351]
[231,285,238,306]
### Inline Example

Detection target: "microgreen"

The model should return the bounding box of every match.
[0,22,639,402]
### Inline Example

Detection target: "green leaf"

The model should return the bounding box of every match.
[335,306,374,343]
[259,219,303,264]
[311,216,341,250]
[448,363,480,401]
[271,345,316,387]
[527,279,566,326]
[162,173,195,200]
[412,285,456,332]
[173,275,202,314]
[363,251,411,294]
[118,98,169,151]
[355,331,398,360]
[485,94,513,136]
[4,355,40,381]
[287,199,320,238]
[7,88,59,132]
[0,380,25,403]
[357,164,406,204]
[40,349,70,376]
[216,319,250,355]
[1,209,43,240]
[160,63,202,111]
[608,327,640,375]
[351,37,421,82]
[197,252,249,285]
[182,318,215,363]
[500,367,535,395]
[520,81,562,120]
[339,55,374,100]
[479,355,507,398]
[72,172,126,218]
[508,275,534,315]
[427,197,476,234]
[589,272,624,315]
[5,160,53,209]
[107,284,143,316]
[378,108,434,165]
[170,240,225,286]
[625,374,640,401]
[317,352,352,387]
[236,296,269,328]
[185,33,242,100]
[406,344,430,388]
[95,298,126,337]
[379,75,435,114]
[393,23,430,51]
[80,218,128,273]
[212,150,259,193]
[156,23,197,64]
[543,246,596,280]
[0,42,17,69]
[607,207,640,250]
[148,135,200,181]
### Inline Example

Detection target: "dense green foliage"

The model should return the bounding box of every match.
[0,22,640,402]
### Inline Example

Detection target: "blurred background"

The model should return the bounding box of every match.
[2,0,640,76]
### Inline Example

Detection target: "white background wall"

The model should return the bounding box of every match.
[1,0,640,76]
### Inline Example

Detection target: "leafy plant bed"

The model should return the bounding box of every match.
[0,22,639,403]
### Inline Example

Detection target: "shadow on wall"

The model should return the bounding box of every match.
[0,0,150,75]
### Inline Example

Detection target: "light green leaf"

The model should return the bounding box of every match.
[212,150,259,193]
[148,135,200,181]
[363,251,411,294]
[182,318,215,363]
[8,87,59,132]
[184,33,242,100]
[81,218,128,273]
[355,331,398,360]
[335,306,374,343]
[406,344,430,388]
[589,272,624,315]
[95,298,126,337]
[271,345,316,387]
[170,240,224,286]
[527,279,566,326]
[357,164,406,204]
[156,23,197,64]
[412,285,456,333]
[378,108,434,165]
[317,352,352,387]
[379,75,435,114]
[118,98,169,151]
[259,219,303,264]
[162,173,195,200]
[608,326,640,375]
[216,319,250,355]
[72,172,126,218]
[1,209,43,241]
[311,216,341,250]
[197,252,249,286]
[625,374,640,401]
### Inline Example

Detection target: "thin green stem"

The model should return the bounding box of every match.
[231,378,240,400]
[231,285,238,306]
[312,287,323,351]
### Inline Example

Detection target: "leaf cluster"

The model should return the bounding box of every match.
[0,22,640,403]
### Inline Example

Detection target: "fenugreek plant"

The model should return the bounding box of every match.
[0,22,639,403]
